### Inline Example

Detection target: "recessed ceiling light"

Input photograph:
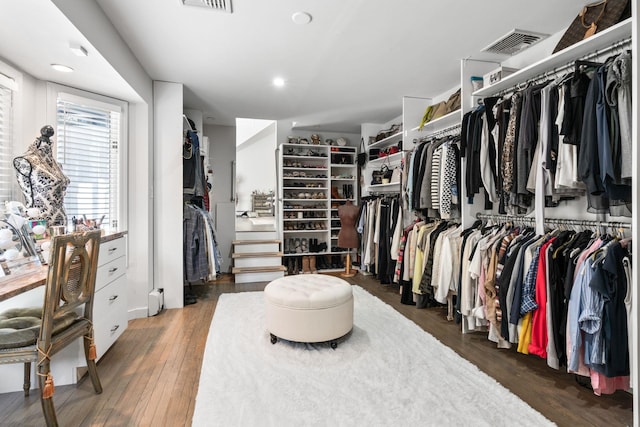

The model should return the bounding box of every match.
[69,43,88,57]
[273,77,285,87]
[292,12,312,25]
[51,64,74,73]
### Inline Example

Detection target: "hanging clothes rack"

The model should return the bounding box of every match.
[476,213,631,230]
[418,123,462,142]
[495,36,632,97]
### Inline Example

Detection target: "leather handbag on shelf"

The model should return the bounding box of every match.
[444,88,461,114]
[390,167,402,184]
[553,0,631,53]
[430,101,448,121]
[371,167,385,185]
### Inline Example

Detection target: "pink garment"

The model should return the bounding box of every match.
[590,372,630,396]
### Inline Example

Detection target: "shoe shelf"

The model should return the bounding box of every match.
[282,166,327,172]
[280,136,359,271]
[283,187,328,190]
[283,176,327,180]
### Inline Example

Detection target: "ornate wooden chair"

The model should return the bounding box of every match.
[0,230,102,426]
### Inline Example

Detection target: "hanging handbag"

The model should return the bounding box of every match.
[390,167,402,184]
[553,0,630,53]
[444,88,461,114]
[357,137,367,167]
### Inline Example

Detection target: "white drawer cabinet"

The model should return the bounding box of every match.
[98,236,126,268]
[93,235,127,360]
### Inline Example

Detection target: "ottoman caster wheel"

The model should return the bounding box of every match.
[270,334,278,344]
[330,340,337,349]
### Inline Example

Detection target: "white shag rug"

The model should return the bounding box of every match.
[192,286,555,427]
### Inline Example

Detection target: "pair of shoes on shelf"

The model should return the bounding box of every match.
[300,255,317,273]
[331,186,342,199]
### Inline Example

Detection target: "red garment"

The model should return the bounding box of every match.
[528,238,555,358]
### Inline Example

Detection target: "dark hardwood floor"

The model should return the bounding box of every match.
[0,273,633,426]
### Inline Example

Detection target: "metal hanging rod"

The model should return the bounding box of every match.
[476,213,631,230]
[419,123,462,142]
[495,36,632,97]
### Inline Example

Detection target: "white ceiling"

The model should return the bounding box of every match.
[1,0,589,133]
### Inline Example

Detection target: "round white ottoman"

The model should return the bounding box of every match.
[264,274,353,348]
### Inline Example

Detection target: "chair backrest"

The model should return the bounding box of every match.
[38,230,101,347]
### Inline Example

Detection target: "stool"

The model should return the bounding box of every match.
[264,274,353,349]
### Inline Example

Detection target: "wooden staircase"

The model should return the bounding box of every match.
[232,235,285,283]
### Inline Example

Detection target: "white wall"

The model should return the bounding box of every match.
[153,81,184,309]
[205,124,236,205]
[51,0,154,318]
[236,122,277,213]
[203,124,235,273]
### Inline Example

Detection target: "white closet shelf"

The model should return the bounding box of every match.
[473,18,632,97]
[368,151,403,166]
[283,198,329,202]
[368,131,402,149]
[283,176,328,180]
[411,109,461,132]
[283,154,329,159]
[284,218,328,221]
[330,177,356,180]
[283,187,327,190]
[369,182,400,190]
[330,163,356,167]
[283,167,328,171]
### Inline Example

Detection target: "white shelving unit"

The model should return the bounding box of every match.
[466,17,632,232]
[329,146,357,252]
[362,120,403,197]
[279,141,359,268]
[473,19,632,98]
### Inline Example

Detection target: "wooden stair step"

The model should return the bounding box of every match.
[232,252,283,258]
[232,239,281,245]
[232,266,287,274]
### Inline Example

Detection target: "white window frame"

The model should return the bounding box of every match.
[0,59,21,207]
[46,83,128,232]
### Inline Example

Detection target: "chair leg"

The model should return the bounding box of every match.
[23,362,31,397]
[37,362,58,427]
[84,337,103,394]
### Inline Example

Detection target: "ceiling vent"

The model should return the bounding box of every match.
[181,0,232,13]
[481,29,548,56]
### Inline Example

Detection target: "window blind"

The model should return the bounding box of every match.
[0,84,13,204]
[56,97,120,229]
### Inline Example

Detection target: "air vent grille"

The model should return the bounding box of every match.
[182,0,232,13]
[482,29,548,56]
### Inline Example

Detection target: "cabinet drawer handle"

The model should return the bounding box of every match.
[109,295,119,301]
[109,267,118,273]
[110,325,120,333]
[108,247,118,253]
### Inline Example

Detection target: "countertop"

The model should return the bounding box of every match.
[0,230,127,302]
